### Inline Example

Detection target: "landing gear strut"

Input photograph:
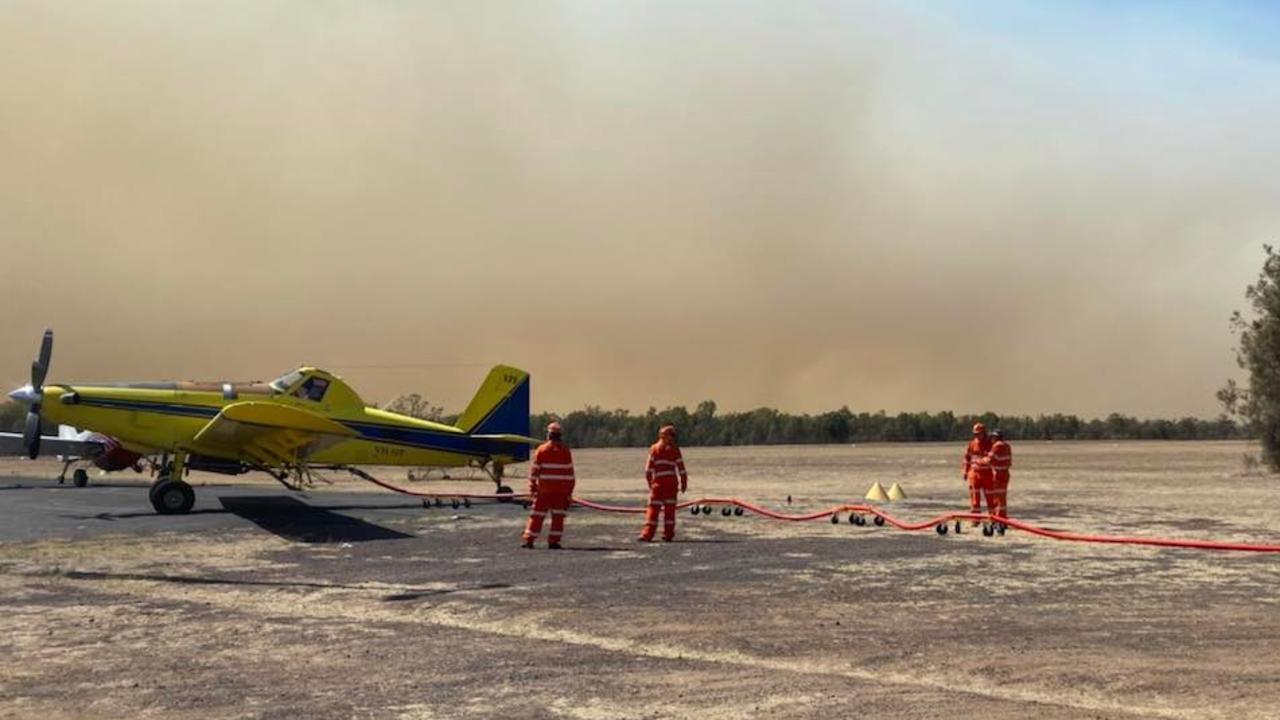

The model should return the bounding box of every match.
[483,460,513,500]
[58,459,91,487]
[150,452,195,515]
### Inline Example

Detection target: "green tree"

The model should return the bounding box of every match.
[1221,244,1280,470]
[385,393,445,421]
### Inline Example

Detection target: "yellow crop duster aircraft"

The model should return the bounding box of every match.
[7,330,536,514]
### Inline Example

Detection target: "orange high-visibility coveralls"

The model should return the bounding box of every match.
[987,439,1012,519]
[640,440,688,541]
[522,440,575,546]
[963,435,995,515]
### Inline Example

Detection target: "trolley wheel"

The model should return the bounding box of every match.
[451,499,460,510]
[830,514,840,525]
[701,505,713,515]
[721,506,732,517]
[873,515,886,527]
[936,523,948,535]
[982,523,995,537]
[733,507,744,516]
[954,520,962,534]
[463,498,471,509]
[689,506,700,516]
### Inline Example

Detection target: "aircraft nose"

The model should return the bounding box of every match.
[8,384,39,404]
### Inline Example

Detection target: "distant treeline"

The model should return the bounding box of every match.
[0,400,1246,447]
[531,402,1246,447]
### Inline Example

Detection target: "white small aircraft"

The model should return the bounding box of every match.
[0,425,144,487]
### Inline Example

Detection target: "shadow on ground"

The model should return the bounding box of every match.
[219,496,415,543]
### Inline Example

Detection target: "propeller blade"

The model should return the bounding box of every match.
[30,329,53,389]
[23,411,41,459]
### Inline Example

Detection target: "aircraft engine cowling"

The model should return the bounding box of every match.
[90,434,144,473]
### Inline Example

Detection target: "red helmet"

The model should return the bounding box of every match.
[972,422,986,435]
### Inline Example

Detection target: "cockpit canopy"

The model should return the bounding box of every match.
[267,368,362,409]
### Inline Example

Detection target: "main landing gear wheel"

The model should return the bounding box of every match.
[149,477,195,515]
[496,485,514,503]
[72,468,89,488]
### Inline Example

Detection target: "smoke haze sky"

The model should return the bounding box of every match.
[2,1,1278,417]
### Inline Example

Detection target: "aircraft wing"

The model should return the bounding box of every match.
[192,402,359,466]
[0,432,105,457]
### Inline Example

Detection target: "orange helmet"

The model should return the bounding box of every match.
[659,424,677,440]
[972,422,986,435]
[546,422,563,437]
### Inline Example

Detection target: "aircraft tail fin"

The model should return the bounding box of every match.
[455,366,531,441]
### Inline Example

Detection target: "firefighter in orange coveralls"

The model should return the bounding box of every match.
[986,429,1012,520]
[522,422,575,550]
[963,422,995,523]
[639,424,688,542]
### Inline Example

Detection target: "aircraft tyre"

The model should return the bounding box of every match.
[496,485,514,502]
[72,468,89,488]
[150,477,195,515]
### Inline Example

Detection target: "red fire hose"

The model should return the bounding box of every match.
[352,473,1280,553]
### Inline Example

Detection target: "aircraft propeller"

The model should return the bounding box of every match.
[7,329,53,459]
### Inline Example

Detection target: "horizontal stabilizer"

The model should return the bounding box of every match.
[470,433,542,446]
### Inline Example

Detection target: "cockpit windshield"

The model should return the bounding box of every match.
[293,376,329,402]
[269,369,306,393]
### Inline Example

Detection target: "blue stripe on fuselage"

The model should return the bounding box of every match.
[76,397,220,418]
[340,420,526,458]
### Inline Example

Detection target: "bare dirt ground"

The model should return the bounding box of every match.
[1,441,1278,719]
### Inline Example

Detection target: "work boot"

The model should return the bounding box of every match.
[548,543,562,550]
[636,537,653,543]
[661,537,674,542]
[521,540,534,549]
